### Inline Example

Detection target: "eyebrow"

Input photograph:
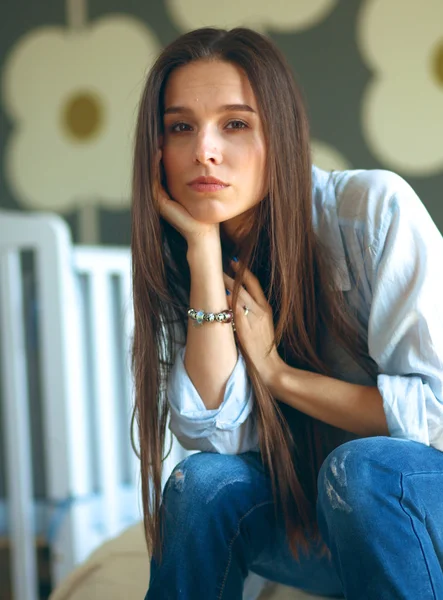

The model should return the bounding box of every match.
[163,104,256,116]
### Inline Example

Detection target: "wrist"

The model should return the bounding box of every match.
[263,355,287,396]
[186,232,222,264]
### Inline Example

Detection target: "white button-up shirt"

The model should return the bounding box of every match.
[167,165,443,454]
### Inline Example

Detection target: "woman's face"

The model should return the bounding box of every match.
[161,59,267,236]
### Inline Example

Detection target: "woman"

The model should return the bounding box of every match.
[131,26,443,599]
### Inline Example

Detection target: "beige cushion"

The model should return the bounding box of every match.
[49,521,327,600]
[49,523,150,600]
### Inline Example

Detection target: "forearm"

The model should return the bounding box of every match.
[184,236,237,410]
[269,361,389,437]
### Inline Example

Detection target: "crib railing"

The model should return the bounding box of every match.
[0,210,190,600]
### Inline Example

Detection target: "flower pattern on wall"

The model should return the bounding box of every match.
[167,0,338,33]
[357,0,443,175]
[2,16,160,212]
[311,140,352,172]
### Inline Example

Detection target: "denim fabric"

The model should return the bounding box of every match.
[146,436,443,599]
[167,165,443,455]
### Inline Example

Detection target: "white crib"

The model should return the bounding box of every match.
[0,209,190,600]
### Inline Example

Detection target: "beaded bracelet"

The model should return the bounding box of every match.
[187,308,234,327]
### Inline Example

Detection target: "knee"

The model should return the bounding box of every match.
[317,437,391,519]
[162,451,256,514]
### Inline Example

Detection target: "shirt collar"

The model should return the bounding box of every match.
[312,165,351,291]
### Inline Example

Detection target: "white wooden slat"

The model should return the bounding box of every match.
[35,219,94,584]
[0,250,39,600]
[88,271,121,537]
[36,233,92,497]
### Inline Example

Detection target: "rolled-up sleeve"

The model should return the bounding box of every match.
[167,346,259,454]
[367,178,443,450]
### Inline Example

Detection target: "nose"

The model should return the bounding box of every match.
[194,128,223,165]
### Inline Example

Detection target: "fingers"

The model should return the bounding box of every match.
[157,195,172,221]
[157,194,186,229]
[223,273,254,311]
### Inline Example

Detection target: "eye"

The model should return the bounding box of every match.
[170,122,192,133]
[226,120,248,130]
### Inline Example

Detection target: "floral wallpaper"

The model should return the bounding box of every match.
[1,0,442,245]
[357,0,443,175]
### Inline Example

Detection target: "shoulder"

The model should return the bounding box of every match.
[311,165,442,286]
[313,165,426,235]
[331,167,418,223]
[318,166,442,279]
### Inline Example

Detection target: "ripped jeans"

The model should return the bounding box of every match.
[145,437,443,599]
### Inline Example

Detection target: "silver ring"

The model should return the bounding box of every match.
[243,305,249,317]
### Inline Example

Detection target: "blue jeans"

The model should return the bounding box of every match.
[146,437,443,599]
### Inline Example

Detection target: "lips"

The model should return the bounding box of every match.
[187,176,229,192]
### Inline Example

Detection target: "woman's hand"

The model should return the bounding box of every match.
[156,153,219,245]
[223,261,285,388]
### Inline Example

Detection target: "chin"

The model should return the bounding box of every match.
[191,212,227,225]
[174,191,240,225]
[187,204,235,225]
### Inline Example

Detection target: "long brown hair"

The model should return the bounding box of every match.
[130,27,377,564]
